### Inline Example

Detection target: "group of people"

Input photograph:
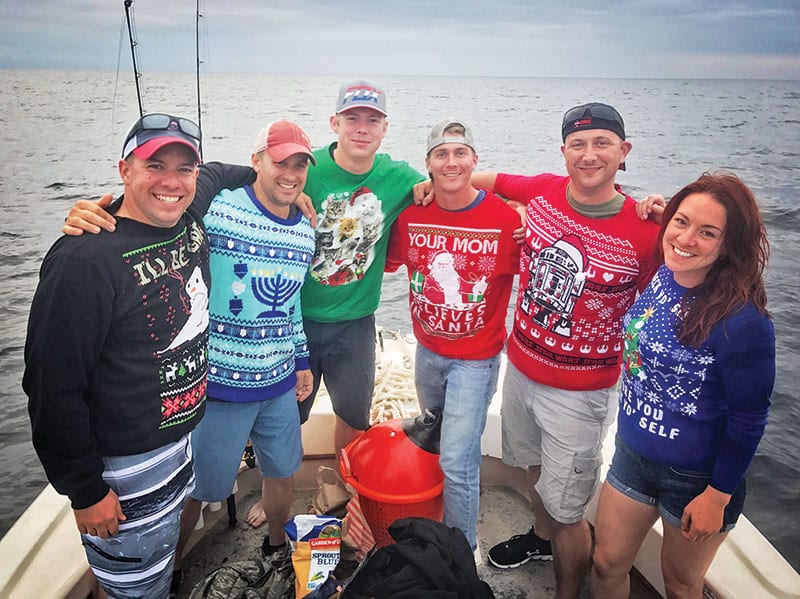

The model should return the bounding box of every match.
[23,77,775,599]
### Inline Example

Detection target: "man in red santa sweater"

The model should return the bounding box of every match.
[386,118,521,561]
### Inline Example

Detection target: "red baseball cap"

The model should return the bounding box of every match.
[253,120,315,165]
[122,113,202,163]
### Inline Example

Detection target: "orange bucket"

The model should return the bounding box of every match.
[339,411,444,548]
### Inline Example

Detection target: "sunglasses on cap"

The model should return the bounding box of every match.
[561,102,625,142]
[123,113,202,147]
[562,103,622,124]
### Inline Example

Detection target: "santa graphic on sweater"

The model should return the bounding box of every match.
[420,251,487,308]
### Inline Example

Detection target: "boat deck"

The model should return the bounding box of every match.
[177,457,658,598]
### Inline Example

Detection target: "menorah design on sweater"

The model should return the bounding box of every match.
[251,270,302,318]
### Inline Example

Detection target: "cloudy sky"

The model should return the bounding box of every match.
[1,0,798,79]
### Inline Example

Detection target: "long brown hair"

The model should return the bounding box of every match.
[656,172,770,346]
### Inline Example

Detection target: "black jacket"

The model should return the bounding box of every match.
[341,517,495,599]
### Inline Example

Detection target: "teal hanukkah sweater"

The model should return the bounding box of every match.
[202,184,315,403]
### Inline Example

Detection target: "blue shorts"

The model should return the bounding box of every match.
[606,436,745,532]
[82,436,193,598]
[191,390,303,502]
[301,314,376,430]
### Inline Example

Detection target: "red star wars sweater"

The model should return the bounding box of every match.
[495,173,658,390]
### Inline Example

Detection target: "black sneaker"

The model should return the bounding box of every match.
[488,528,553,568]
[261,534,288,559]
[168,569,182,598]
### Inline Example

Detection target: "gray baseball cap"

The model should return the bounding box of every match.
[335,79,387,116]
[426,118,476,155]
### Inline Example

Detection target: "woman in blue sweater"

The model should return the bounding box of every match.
[590,172,775,598]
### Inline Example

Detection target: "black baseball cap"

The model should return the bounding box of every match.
[561,102,625,142]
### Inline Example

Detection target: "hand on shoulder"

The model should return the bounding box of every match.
[62,194,116,236]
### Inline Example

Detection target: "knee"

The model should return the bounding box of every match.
[591,543,631,583]
[662,570,702,599]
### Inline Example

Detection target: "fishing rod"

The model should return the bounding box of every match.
[121,0,205,158]
[123,0,144,117]
[195,0,204,159]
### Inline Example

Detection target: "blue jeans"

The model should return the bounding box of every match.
[414,344,501,550]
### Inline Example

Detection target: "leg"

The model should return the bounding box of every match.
[660,519,727,599]
[416,346,501,549]
[334,417,363,454]
[175,401,255,588]
[534,385,617,599]
[489,363,553,568]
[248,388,304,550]
[654,468,744,599]
[549,518,592,599]
[590,482,659,599]
[84,438,193,598]
[314,316,376,453]
[526,465,552,541]
[261,476,294,547]
[174,497,203,570]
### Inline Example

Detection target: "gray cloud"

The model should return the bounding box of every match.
[1,0,798,78]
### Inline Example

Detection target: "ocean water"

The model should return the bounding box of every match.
[1,70,798,569]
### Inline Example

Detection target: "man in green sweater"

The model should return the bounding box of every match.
[299,79,425,452]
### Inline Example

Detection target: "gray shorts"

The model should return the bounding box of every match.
[300,314,376,430]
[501,361,617,524]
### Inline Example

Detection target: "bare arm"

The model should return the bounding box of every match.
[471,171,499,191]
[507,199,526,244]
[295,192,317,228]
[412,171,501,207]
[412,180,434,206]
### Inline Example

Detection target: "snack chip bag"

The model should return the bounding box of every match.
[285,514,342,597]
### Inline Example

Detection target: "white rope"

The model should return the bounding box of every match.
[369,329,420,424]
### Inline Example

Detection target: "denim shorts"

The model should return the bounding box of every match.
[606,436,745,532]
[191,390,303,502]
[301,314,376,430]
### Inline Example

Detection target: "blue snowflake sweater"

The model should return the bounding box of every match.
[617,265,775,494]
[203,185,315,403]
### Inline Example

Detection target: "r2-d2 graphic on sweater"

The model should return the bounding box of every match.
[521,235,587,337]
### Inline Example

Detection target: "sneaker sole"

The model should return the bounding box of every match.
[488,554,554,569]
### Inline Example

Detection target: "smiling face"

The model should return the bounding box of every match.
[561,130,631,202]
[117,143,198,228]
[425,141,478,197]
[662,192,727,288]
[330,107,387,166]
[251,151,310,218]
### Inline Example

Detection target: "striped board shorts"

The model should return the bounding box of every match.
[81,435,193,599]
